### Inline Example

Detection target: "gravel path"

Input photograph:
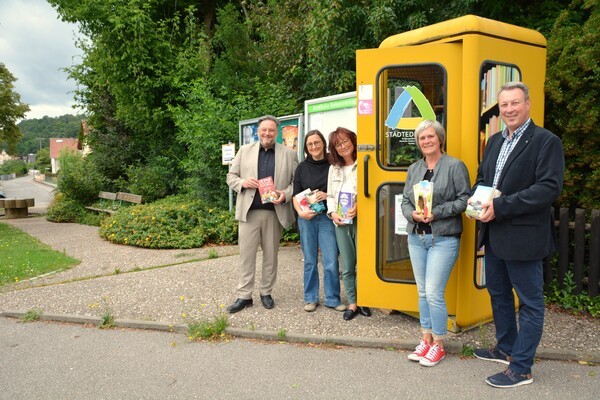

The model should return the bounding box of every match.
[1,217,599,354]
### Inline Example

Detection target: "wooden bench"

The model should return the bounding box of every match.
[85,191,142,214]
[0,198,35,219]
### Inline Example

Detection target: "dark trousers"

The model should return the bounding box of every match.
[484,242,545,375]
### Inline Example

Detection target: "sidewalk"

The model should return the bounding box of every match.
[1,215,599,363]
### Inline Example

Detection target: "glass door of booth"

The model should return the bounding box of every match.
[356,43,462,312]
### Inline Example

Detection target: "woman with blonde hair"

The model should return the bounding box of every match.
[401,119,470,366]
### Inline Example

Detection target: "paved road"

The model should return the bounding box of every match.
[0,317,598,400]
[0,174,55,215]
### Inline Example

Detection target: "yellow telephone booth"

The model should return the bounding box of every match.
[355,15,547,331]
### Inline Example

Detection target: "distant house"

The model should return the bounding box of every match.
[0,149,12,165]
[49,138,79,174]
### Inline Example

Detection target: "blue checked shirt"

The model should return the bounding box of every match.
[493,118,531,187]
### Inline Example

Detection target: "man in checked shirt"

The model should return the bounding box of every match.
[470,81,565,388]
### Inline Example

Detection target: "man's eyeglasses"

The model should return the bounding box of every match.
[335,139,350,149]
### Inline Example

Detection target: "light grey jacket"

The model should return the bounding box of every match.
[401,154,470,237]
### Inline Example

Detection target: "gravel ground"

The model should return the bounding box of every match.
[1,217,599,354]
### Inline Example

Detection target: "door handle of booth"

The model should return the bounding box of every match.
[363,154,370,198]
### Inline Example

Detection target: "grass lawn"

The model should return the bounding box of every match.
[0,222,80,286]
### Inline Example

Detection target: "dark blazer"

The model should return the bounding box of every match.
[226,142,299,229]
[474,120,564,261]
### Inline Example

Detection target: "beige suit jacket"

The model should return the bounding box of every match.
[226,142,298,229]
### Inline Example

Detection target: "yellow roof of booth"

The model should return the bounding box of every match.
[379,15,546,48]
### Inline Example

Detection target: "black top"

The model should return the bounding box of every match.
[293,155,330,196]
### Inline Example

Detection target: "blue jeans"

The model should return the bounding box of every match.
[298,214,342,307]
[484,242,544,375]
[408,233,460,339]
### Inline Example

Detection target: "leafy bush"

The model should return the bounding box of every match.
[281,226,299,243]
[46,192,86,223]
[201,208,238,245]
[0,159,28,175]
[98,196,237,249]
[57,151,107,204]
[124,156,179,203]
[545,270,600,317]
[46,192,106,226]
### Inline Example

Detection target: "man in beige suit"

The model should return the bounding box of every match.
[226,115,298,313]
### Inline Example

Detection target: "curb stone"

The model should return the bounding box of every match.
[3,310,599,363]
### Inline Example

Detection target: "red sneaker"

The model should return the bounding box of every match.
[407,340,431,361]
[419,344,446,366]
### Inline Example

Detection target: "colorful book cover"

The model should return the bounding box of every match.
[413,181,433,218]
[294,188,311,212]
[295,189,325,214]
[258,176,278,204]
[337,191,354,224]
[466,185,501,219]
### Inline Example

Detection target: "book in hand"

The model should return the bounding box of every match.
[413,181,433,219]
[295,189,312,212]
[258,176,279,204]
[337,191,354,224]
[295,189,326,214]
[466,185,501,219]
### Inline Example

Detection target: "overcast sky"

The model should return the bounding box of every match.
[0,0,82,120]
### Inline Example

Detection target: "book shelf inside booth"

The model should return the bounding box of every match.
[478,62,521,163]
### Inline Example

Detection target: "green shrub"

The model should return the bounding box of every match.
[57,152,107,204]
[202,209,238,245]
[46,193,86,223]
[98,196,237,249]
[0,159,28,175]
[46,192,107,226]
[125,156,179,203]
[545,270,600,317]
[282,226,299,243]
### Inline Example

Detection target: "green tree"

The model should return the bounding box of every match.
[34,147,51,173]
[0,159,28,175]
[49,0,214,189]
[545,0,599,209]
[173,78,297,206]
[0,63,30,154]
